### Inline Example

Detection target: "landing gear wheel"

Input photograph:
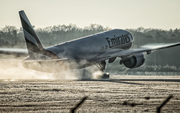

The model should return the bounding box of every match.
[101,73,110,79]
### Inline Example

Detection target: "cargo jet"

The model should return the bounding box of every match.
[1,10,180,79]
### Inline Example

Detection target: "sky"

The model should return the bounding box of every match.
[0,0,180,30]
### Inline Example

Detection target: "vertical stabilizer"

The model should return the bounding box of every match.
[19,10,44,56]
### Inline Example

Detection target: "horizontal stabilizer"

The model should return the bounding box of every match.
[22,58,69,73]
[23,58,69,63]
[0,48,28,56]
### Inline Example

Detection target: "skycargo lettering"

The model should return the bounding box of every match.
[106,34,130,48]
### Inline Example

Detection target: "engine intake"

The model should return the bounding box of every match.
[121,53,145,68]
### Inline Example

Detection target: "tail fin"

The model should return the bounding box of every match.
[19,10,44,56]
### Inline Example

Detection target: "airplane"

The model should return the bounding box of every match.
[1,10,180,79]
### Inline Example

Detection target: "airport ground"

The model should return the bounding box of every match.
[0,75,180,113]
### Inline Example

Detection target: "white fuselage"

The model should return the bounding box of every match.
[46,29,133,61]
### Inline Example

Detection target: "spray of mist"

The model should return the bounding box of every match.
[0,59,103,80]
[0,60,54,80]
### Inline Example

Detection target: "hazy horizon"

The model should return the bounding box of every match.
[1,0,180,30]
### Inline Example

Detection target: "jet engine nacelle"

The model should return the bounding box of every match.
[121,53,145,68]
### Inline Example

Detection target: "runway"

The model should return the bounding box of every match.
[0,75,180,112]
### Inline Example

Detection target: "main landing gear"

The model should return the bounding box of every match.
[101,73,110,79]
[95,61,110,79]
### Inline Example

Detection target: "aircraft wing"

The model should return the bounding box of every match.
[0,48,28,56]
[89,42,180,63]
